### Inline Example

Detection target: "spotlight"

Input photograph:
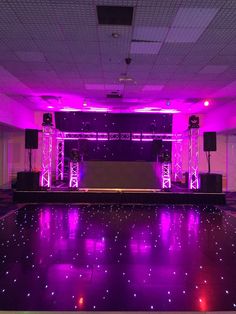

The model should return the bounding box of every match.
[70,148,80,162]
[204,100,209,107]
[42,113,53,126]
[158,150,171,163]
[189,115,199,129]
[112,32,120,38]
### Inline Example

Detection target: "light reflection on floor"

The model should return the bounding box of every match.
[0,204,235,311]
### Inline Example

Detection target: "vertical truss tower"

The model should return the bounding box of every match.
[56,133,64,181]
[162,162,171,189]
[172,137,183,182]
[69,161,79,188]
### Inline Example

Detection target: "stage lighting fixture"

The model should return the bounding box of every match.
[159,151,171,163]
[204,100,209,107]
[70,148,80,162]
[42,113,53,126]
[189,115,199,129]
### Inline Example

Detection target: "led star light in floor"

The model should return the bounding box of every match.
[0,204,235,311]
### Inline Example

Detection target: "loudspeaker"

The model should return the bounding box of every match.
[200,173,222,193]
[43,113,53,126]
[16,172,40,191]
[25,129,38,149]
[204,132,216,151]
[152,140,162,155]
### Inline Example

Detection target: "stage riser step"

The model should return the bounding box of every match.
[13,191,226,205]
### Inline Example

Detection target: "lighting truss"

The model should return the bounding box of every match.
[172,137,183,182]
[41,125,53,188]
[57,132,180,142]
[69,161,79,188]
[56,132,64,181]
[162,162,171,189]
[188,128,199,190]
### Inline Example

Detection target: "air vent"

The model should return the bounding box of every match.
[97,6,133,25]
[106,92,123,99]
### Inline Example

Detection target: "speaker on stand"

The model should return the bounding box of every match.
[25,129,38,172]
[201,132,222,193]
[16,129,39,191]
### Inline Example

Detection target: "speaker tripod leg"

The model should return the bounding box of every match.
[207,151,211,174]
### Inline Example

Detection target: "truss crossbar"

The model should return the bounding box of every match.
[57,132,182,142]
[188,128,199,190]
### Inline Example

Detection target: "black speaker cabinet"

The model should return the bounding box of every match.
[16,172,40,191]
[200,173,222,193]
[203,132,216,151]
[25,129,38,149]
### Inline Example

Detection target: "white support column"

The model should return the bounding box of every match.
[69,161,79,188]
[40,125,53,188]
[56,137,64,181]
[172,136,183,182]
[162,162,171,189]
[188,128,199,190]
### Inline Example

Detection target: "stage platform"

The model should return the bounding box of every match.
[13,187,226,205]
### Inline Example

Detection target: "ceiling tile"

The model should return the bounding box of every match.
[199,65,228,74]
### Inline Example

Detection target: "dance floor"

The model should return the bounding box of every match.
[0,204,235,311]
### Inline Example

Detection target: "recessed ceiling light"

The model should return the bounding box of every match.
[204,100,210,107]
[112,32,120,38]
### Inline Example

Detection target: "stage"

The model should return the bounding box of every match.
[13,186,226,205]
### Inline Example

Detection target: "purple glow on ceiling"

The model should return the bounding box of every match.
[134,107,180,113]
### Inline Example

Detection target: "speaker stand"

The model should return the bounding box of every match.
[29,148,32,172]
[207,151,211,173]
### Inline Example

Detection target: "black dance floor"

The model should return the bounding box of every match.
[0,204,236,311]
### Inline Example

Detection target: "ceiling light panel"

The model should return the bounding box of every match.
[172,7,218,28]
[166,27,207,43]
[130,41,162,54]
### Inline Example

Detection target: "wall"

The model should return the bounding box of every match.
[0,94,36,129]
[0,125,26,188]
[226,135,236,192]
